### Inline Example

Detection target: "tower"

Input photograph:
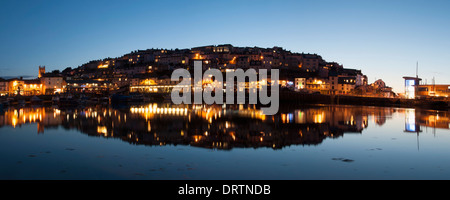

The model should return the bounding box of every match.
[38,66,45,78]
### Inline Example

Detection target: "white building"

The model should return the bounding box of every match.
[294,78,306,91]
[41,74,65,94]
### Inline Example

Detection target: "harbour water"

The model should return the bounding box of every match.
[0,103,449,180]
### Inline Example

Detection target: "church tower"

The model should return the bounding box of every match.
[38,66,45,78]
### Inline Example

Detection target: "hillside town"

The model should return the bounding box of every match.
[0,44,448,107]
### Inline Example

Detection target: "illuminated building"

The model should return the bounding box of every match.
[295,78,306,90]
[403,76,422,99]
[7,78,43,96]
[65,80,111,94]
[8,79,24,95]
[0,79,8,96]
[212,45,231,53]
[416,84,450,98]
[129,77,188,93]
[305,78,330,94]
[22,79,43,95]
[328,67,361,95]
[41,74,65,94]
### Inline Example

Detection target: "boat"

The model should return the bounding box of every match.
[79,95,90,105]
[0,97,9,108]
[52,96,60,104]
[59,94,79,107]
[163,94,172,102]
[100,97,109,104]
[143,95,153,102]
[30,96,43,105]
[130,93,144,102]
[17,99,26,107]
[110,93,131,104]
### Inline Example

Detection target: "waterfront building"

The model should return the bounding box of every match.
[294,78,306,91]
[8,78,24,95]
[6,78,42,96]
[327,67,364,95]
[403,76,422,99]
[305,78,330,94]
[129,75,185,93]
[41,73,65,94]
[65,80,111,94]
[338,76,356,94]
[328,75,356,95]
[22,79,43,96]
[0,79,8,96]
[416,84,450,98]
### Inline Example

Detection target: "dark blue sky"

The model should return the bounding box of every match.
[1,0,449,92]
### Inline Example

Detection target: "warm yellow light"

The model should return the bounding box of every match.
[12,117,17,128]
[314,112,325,123]
[230,131,236,141]
[229,57,237,64]
[98,64,109,69]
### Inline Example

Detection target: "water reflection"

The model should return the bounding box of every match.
[404,108,450,133]
[1,104,449,150]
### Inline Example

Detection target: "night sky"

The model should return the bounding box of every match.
[1,0,449,93]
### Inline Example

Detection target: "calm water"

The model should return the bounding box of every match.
[0,103,450,180]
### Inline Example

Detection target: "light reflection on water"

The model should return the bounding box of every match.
[0,104,449,180]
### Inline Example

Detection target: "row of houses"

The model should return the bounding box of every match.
[0,66,370,97]
[0,68,65,96]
